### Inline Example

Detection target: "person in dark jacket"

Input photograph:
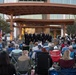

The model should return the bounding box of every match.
[0,51,17,75]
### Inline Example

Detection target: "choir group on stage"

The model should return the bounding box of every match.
[24,32,52,45]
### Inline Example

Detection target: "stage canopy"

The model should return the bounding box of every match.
[0,3,76,16]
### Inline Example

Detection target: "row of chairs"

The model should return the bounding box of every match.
[10,49,76,75]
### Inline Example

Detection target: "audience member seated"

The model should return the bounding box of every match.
[43,40,48,46]
[35,51,53,75]
[38,45,43,51]
[31,42,41,60]
[29,41,34,52]
[38,41,43,48]
[22,43,29,51]
[7,44,15,54]
[41,48,48,52]
[0,42,3,51]
[69,45,75,59]
[61,46,69,55]
[19,43,23,50]
[70,44,76,62]
[48,43,54,51]
[43,41,50,51]
[17,50,31,75]
[49,46,61,63]
[61,49,73,60]
[9,44,22,62]
[0,51,17,75]
[57,49,76,75]
[29,41,34,58]
[59,50,75,69]
[32,42,39,51]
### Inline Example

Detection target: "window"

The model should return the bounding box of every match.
[50,0,76,5]
[50,0,76,19]
[50,14,63,19]
[19,0,46,2]
[0,0,4,3]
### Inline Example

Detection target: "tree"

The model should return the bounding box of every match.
[0,16,11,35]
[67,24,76,34]
[67,15,76,34]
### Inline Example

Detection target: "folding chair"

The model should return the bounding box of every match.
[11,52,22,65]
[35,52,53,75]
[16,59,31,75]
[49,50,61,63]
[59,59,75,68]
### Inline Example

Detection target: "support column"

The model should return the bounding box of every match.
[44,0,50,34]
[45,28,50,34]
[61,25,63,37]
[54,29,56,39]
[63,25,66,37]
[19,24,22,40]
[24,27,25,35]
[61,29,63,37]
[10,14,13,41]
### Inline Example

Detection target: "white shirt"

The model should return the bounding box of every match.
[9,49,22,56]
[32,46,39,51]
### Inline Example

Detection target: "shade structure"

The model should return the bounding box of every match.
[0,3,76,16]
[6,18,74,25]
[1,2,76,40]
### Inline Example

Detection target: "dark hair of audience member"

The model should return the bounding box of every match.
[0,51,17,75]
[42,48,48,52]
[0,51,10,65]
[74,39,76,44]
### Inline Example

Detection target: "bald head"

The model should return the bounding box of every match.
[69,45,73,51]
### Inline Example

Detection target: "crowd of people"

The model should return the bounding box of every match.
[0,33,76,75]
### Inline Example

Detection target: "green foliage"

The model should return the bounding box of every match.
[0,16,11,33]
[67,23,76,34]
[67,15,76,34]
